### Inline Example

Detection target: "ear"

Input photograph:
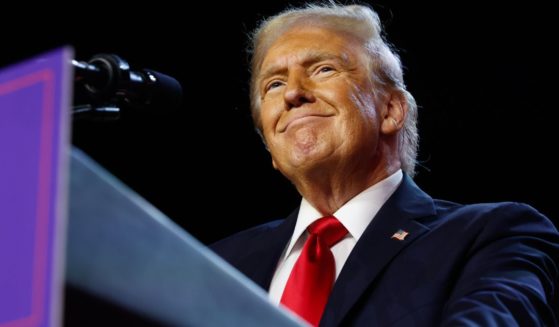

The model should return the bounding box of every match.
[272,158,278,170]
[381,91,407,135]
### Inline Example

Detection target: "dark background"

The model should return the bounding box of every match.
[2,1,557,324]
[4,2,557,242]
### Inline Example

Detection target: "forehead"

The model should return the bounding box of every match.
[259,26,365,72]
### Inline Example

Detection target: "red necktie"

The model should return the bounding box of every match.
[280,216,348,326]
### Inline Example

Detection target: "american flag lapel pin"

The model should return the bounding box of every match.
[391,229,409,241]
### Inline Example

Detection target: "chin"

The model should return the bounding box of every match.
[288,147,334,171]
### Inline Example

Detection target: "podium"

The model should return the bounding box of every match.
[66,148,304,326]
[0,48,304,326]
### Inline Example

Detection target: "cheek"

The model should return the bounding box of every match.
[259,103,277,131]
[327,79,370,108]
[261,95,288,129]
[337,97,379,138]
[350,86,378,121]
[260,113,281,148]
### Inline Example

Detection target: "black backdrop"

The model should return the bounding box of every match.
[3,1,557,242]
[2,1,557,323]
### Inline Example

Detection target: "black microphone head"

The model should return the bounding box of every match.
[74,54,182,116]
[140,69,182,112]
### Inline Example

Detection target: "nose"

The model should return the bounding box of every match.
[283,70,316,109]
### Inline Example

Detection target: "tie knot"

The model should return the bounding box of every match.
[307,216,348,248]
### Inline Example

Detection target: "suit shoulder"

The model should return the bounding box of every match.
[434,200,549,221]
[431,200,557,238]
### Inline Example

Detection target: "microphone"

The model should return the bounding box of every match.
[72,54,182,112]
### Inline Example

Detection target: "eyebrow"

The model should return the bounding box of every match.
[258,51,349,83]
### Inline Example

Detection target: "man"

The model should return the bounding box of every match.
[211,3,559,326]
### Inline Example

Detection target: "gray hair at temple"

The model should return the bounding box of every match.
[248,3,419,177]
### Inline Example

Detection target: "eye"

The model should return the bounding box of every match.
[266,80,284,91]
[314,65,336,77]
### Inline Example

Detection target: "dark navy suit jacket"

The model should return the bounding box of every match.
[211,176,559,326]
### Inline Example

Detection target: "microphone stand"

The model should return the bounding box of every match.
[71,53,182,121]
[72,55,131,121]
[72,104,120,121]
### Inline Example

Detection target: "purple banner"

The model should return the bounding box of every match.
[0,48,72,327]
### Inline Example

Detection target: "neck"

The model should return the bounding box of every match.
[292,155,400,215]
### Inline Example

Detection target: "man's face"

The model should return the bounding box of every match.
[256,26,385,180]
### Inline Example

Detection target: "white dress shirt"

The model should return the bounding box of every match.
[269,170,403,304]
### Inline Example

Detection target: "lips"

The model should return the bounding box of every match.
[278,112,334,133]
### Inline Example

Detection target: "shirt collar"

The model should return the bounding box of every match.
[284,169,403,257]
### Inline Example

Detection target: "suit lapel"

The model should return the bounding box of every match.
[241,209,299,290]
[320,175,436,327]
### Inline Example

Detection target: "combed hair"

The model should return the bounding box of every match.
[249,2,419,177]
